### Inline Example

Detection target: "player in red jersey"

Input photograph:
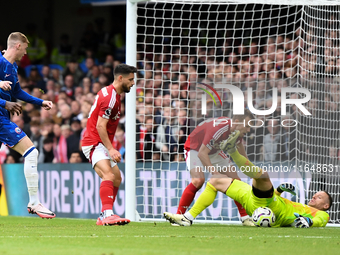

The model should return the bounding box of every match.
[81,64,137,226]
[175,109,255,226]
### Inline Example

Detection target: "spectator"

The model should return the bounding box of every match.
[69,151,83,163]
[70,101,82,120]
[59,104,73,125]
[5,154,19,164]
[92,82,103,94]
[81,77,92,94]
[79,99,92,119]
[51,34,73,68]
[54,124,71,163]
[61,74,76,98]
[66,118,83,160]
[27,66,44,91]
[25,23,47,65]
[29,120,43,152]
[51,68,63,85]
[38,138,55,163]
[63,59,85,86]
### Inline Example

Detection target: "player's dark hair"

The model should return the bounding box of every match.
[114,64,137,78]
[232,108,255,121]
[70,151,82,156]
[322,190,333,211]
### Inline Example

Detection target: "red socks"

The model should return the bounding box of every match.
[177,183,199,214]
[234,200,247,217]
[100,180,119,212]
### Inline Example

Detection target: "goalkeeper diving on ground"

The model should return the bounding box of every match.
[164,130,332,228]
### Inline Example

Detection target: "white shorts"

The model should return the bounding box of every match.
[184,149,232,173]
[82,143,117,168]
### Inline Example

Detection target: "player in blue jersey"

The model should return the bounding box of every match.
[0,32,55,218]
[0,83,22,115]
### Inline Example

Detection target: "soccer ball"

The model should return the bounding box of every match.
[252,207,275,227]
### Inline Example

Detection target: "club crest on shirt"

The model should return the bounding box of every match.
[15,127,22,134]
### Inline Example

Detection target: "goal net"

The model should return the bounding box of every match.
[131,0,340,224]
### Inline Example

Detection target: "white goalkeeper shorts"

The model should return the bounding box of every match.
[184,149,232,173]
[82,143,117,168]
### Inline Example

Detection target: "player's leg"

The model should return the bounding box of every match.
[221,131,273,191]
[164,175,233,226]
[177,168,204,214]
[12,136,55,218]
[176,150,205,214]
[89,143,129,226]
[212,154,253,225]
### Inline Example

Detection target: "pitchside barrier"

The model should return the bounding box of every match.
[1,162,329,222]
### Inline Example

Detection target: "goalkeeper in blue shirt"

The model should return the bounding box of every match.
[0,32,55,218]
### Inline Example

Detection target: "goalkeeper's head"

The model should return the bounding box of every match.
[230,109,255,136]
[308,191,333,211]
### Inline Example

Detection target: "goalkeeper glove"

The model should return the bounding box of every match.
[276,183,296,196]
[294,213,313,228]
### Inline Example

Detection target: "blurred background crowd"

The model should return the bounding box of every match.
[0,14,339,166]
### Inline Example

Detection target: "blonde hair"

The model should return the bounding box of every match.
[7,32,30,48]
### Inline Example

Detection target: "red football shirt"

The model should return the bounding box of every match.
[184,117,242,155]
[81,85,121,147]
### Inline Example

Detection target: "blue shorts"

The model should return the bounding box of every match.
[0,117,26,147]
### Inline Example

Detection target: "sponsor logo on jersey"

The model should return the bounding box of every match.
[105,108,112,117]
[5,74,11,78]
[15,127,22,134]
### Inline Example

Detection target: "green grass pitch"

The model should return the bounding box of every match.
[0,216,339,255]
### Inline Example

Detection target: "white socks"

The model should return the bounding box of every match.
[241,215,250,222]
[23,147,40,206]
[103,210,114,218]
[184,212,194,221]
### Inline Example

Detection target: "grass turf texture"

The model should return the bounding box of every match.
[0,216,339,255]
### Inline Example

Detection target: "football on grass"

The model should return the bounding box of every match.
[252,207,275,227]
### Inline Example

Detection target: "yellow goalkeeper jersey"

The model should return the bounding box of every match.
[226,180,329,227]
[272,195,329,227]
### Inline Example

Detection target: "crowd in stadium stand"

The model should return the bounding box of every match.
[0,23,339,165]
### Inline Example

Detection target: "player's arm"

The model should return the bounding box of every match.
[275,183,296,196]
[96,116,121,163]
[294,211,329,228]
[310,211,329,228]
[197,144,214,169]
[0,98,6,108]
[13,82,43,106]
[0,96,22,115]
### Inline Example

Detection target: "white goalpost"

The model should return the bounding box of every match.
[125,0,340,224]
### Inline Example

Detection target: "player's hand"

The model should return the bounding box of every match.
[5,101,22,116]
[0,81,12,91]
[277,183,296,196]
[294,213,313,228]
[42,100,53,110]
[109,148,121,163]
